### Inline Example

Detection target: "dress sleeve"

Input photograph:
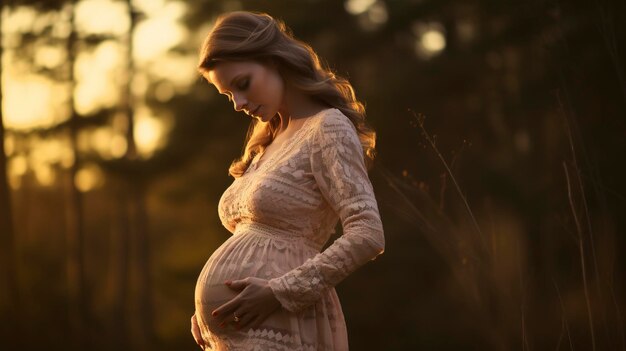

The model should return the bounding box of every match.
[267,112,385,313]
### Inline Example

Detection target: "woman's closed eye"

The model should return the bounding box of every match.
[224,78,249,102]
[238,78,249,91]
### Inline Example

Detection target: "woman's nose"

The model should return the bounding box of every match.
[233,96,247,111]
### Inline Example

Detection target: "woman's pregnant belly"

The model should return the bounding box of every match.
[194,224,321,341]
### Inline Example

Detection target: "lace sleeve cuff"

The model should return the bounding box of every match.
[268,258,327,313]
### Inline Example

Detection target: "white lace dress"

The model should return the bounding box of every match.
[194,108,385,350]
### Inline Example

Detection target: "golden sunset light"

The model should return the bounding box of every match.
[412,21,446,59]
[2,74,69,130]
[75,162,105,192]
[75,0,130,35]
[133,105,173,158]
[74,40,125,115]
[132,1,187,63]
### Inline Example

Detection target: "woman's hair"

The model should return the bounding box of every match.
[197,10,378,178]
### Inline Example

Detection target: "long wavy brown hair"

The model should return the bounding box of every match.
[198,10,378,178]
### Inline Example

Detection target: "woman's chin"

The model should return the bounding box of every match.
[255,114,271,123]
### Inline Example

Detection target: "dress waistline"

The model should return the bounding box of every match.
[234,221,323,252]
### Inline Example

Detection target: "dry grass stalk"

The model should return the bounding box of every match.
[563,161,596,351]
[410,109,487,252]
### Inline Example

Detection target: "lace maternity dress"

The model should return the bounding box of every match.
[194,107,385,350]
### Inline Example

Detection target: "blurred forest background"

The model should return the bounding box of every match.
[0,0,624,350]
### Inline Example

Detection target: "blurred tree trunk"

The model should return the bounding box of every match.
[64,1,88,349]
[106,175,131,350]
[128,175,153,351]
[122,2,154,350]
[0,4,23,349]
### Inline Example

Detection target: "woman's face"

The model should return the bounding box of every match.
[206,60,285,123]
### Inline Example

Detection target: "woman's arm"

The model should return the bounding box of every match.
[268,111,385,313]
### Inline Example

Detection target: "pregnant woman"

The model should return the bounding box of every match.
[192,11,385,350]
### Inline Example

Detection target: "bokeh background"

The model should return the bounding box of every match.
[1,0,624,350]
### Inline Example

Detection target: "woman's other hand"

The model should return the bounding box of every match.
[211,277,281,331]
[191,313,206,349]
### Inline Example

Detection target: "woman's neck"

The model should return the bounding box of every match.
[276,85,329,134]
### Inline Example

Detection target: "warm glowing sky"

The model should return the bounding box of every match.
[1,0,204,189]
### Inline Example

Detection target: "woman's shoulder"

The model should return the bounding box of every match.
[307,107,361,152]
[310,107,355,134]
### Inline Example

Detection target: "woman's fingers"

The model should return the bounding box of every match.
[225,278,249,291]
[213,297,241,325]
[210,277,278,330]
[190,315,205,348]
[212,278,254,325]
[213,297,239,318]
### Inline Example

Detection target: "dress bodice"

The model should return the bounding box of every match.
[218,109,338,251]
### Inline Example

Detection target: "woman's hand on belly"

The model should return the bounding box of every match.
[211,277,281,331]
[190,313,207,349]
